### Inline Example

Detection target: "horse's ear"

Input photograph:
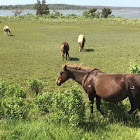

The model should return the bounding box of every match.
[63,65,67,71]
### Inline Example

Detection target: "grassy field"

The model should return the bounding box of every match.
[0,17,140,139]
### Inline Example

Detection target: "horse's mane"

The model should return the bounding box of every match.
[63,64,100,71]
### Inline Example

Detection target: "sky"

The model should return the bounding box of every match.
[0,0,140,7]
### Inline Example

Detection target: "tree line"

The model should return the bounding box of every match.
[0,4,88,10]
[0,0,112,18]
[33,0,112,18]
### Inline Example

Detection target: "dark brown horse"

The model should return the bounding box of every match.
[56,64,140,119]
[61,42,69,61]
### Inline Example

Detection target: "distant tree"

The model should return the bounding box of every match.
[34,0,49,15]
[101,8,112,18]
[34,0,42,15]
[41,0,49,15]
[89,8,97,14]
[82,8,98,18]
[82,10,90,18]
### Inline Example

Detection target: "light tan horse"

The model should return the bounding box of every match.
[78,34,86,52]
[3,26,11,35]
[61,42,69,61]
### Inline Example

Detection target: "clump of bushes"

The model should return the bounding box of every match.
[0,78,86,126]
[1,97,29,119]
[49,86,85,127]
[5,83,26,98]
[27,77,44,95]
[129,62,140,75]
[33,92,52,114]
[0,79,28,119]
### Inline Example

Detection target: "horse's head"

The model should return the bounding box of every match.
[56,65,70,86]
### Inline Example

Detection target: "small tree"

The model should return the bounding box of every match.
[82,8,97,18]
[41,0,49,15]
[101,8,112,18]
[34,0,49,15]
[27,78,44,95]
[89,8,97,14]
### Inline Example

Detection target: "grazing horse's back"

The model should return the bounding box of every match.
[78,34,85,52]
[61,42,69,61]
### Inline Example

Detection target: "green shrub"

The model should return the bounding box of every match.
[129,62,140,75]
[27,78,44,95]
[1,97,29,119]
[33,92,52,113]
[50,86,85,127]
[0,78,8,98]
[5,83,26,98]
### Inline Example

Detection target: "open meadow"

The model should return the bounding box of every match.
[0,16,140,139]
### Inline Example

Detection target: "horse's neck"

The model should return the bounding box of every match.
[68,68,88,85]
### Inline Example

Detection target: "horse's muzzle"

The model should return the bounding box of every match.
[56,82,61,86]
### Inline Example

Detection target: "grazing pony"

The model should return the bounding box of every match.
[78,34,86,52]
[61,42,69,61]
[3,26,11,35]
[56,65,140,120]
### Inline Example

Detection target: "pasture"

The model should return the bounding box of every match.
[0,17,140,139]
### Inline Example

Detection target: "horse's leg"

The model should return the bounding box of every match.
[68,52,69,58]
[66,52,69,60]
[127,96,137,114]
[88,96,94,119]
[96,96,107,117]
[79,43,82,52]
[124,92,137,120]
[79,47,82,52]
[62,53,64,61]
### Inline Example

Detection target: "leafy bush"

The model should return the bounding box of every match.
[1,97,29,119]
[50,86,85,127]
[27,78,44,95]
[5,83,26,98]
[33,92,52,113]
[129,62,140,75]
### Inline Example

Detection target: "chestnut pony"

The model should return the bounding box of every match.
[61,42,69,61]
[56,65,140,119]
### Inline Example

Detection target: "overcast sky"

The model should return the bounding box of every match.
[0,0,140,7]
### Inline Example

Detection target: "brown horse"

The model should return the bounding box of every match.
[78,34,86,52]
[61,42,69,61]
[56,64,140,119]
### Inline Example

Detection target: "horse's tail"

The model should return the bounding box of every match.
[64,42,69,52]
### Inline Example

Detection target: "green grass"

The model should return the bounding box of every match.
[0,117,140,140]
[0,17,140,139]
[1,20,140,92]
